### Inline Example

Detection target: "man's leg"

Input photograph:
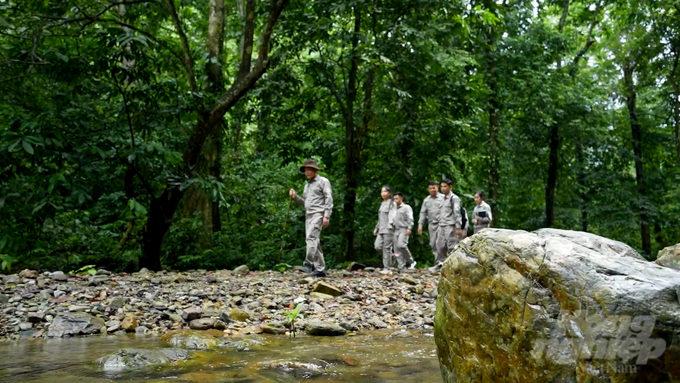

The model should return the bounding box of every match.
[447,226,460,255]
[305,214,324,272]
[435,225,455,265]
[382,232,394,268]
[394,229,405,269]
[397,229,414,268]
[428,223,439,262]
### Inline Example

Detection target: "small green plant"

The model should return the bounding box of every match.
[282,303,304,337]
[70,264,97,276]
[0,254,17,271]
[273,263,292,272]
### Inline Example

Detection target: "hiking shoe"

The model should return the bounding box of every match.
[409,261,417,270]
[311,270,327,278]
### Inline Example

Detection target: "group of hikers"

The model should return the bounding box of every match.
[289,159,493,277]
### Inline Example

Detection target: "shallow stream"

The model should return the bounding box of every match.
[0,330,440,382]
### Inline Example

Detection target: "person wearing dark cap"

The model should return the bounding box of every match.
[289,159,333,277]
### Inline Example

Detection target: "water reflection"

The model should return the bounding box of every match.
[0,330,440,382]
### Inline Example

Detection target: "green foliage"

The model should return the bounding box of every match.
[70,264,97,276]
[0,0,678,273]
[283,303,304,337]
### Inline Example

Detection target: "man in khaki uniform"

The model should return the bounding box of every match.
[373,186,397,269]
[418,182,444,262]
[393,192,417,270]
[431,179,462,271]
[289,159,333,277]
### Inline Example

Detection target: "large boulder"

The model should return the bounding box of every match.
[47,313,105,337]
[434,228,680,382]
[95,348,191,371]
[656,244,680,271]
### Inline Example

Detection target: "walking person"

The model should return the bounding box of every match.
[430,179,462,272]
[417,182,445,263]
[289,159,333,277]
[393,192,417,270]
[473,190,493,234]
[373,186,396,269]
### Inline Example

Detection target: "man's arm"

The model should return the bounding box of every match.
[322,179,333,219]
[292,185,305,206]
[406,205,414,231]
[417,198,427,233]
[452,196,462,229]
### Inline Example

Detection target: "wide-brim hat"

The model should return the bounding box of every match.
[299,159,322,174]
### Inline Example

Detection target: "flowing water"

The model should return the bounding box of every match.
[0,330,441,382]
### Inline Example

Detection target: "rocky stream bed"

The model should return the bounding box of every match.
[0,264,439,341]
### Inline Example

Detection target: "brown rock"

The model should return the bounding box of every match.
[121,314,139,332]
[189,318,216,330]
[312,281,343,297]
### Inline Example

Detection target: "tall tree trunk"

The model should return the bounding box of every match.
[341,6,362,262]
[576,143,588,232]
[545,124,559,227]
[141,0,289,270]
[623,63,651,257]
[671,50,680,167]
[544,0,570,228]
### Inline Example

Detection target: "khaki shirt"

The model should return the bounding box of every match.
[438,192,462,228]
[395,203,414,230]
[418,193,445,227]
[473,201,493,230]
[374,199,397,234]
[293,175,333,218]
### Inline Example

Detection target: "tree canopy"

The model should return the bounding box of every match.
[1,0,678,273]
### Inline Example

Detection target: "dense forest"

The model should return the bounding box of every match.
[1,0,678,273]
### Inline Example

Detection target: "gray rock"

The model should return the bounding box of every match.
[305,319,347,336]
[109,297,125,310]
[434,228,680,383]
[51,271,68,282]
[181,307,202,321]
[206,276,217,283]
[233,265,249,275]
[218,311,233,323]
[189,289,207,298]
[53,290,65,298]
[19,322,33,331]
[364,267,376,272]
[262,322,287,335]
[401,275,417,285]
[107,320,121,332]
[168,313,183,323]
[346,262,366,271]
[39,290,52,301]
[138,268,150,275]
[189,318,216,330]
[28,312,45,323]
[656,243,680,271]
[162,330,218,350]
[312,281,344,297]
[135,326,148,334]
[0,293,8,305]
[153,302,168,310]
[2,274,20,284]
[68,305,88,313]
[95,269,111,276]
[368,317,388,329]
[95,348,191,371]
[340,321,359,332]
[47,312,106,337]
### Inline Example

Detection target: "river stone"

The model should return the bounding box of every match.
[182,307,202,321]
[0,294,8,304]
[109,297,125,310]
[47,312,106,337]
[19,322,33,331]
[401,275,417,285]
[121,314,139,331]
[312,281,343,297]
[656,244,680,271]
[305,319,347,336]
[310,292,334,300]
[51,271,68,282]
[161,330,218,350]
[2,274,20,284]
[20,269,39,279]
[95,269,111,276]
[189,318,216,330]
[96,348,191,371]
[434,228,680,383]
[262,322,287,335]
[28,312,45,323]
[233,265,249,275]
[228,308,250,322]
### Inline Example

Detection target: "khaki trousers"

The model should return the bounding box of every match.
[435,225,459,265]
[374,231,394,268]
[394,228,414,268]
[305,213,325,272]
